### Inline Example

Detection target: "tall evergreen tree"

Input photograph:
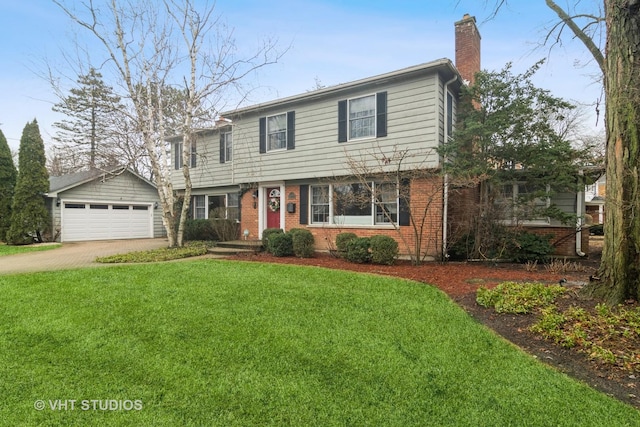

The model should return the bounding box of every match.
[52,67,122,170]
[6,120,50,244]
[442,62,589,259]
[0,129,17,242]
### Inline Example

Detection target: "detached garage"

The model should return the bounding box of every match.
[47,167,165,242]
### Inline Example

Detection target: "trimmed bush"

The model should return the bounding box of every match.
[184,219,216,241]
[262,228,284,253]
[511,232,554,263]
[370,235,398,265]
[345,237,371,264]
[290,229,315,258]
[336,232,357,256]
[268,232,294,257]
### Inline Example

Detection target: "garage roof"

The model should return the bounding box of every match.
[48,167,155,197]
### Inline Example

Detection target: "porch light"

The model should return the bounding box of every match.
[243,229,250,240]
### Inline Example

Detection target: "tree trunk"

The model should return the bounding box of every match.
[587,0,640,304]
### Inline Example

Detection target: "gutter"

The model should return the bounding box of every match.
[442,75,459,260]
[575,169,586,257]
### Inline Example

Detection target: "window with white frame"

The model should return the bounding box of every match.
[309,182,398,226]
[174,141,197,169]
[193,195,206,219]
[267,113,287,151]
[223,131,232,162]
[349,95,376,139]
[227,193,239,221]
[497,182,550,224]
[208,193,239,221]
[310,186,330,223]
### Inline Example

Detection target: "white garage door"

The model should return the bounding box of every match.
[61,202,153,242]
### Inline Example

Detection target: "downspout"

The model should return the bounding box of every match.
[442,75,458,260]
[575,169,586,257]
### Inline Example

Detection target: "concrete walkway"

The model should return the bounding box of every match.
[0,238,170,275]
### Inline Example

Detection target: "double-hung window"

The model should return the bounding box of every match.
[267,113,287,151]
[220,131,232,163]
[349,95,376,139]
[174,141,197,169]
[193,195,206,219]
[310,186,330,224]
[338,92,387,142]
[259,111,295,153]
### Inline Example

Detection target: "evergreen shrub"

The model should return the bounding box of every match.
[345,237,371,264]
[370,235,398,265]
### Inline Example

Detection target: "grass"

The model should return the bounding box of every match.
[0,242,61,256]
[0,261,638,426]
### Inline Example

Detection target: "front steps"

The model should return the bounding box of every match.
[207,240,263,256]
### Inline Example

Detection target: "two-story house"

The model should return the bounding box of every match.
[171,15,588,259]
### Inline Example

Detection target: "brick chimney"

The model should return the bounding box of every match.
[455,14,481,85]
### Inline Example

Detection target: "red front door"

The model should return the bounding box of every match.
[266,187,281,229]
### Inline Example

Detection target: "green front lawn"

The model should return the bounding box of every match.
[0,261,638,426]
[0,242,61,256]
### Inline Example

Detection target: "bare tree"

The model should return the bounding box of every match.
[340,144,444,265]
[53,0,283,247]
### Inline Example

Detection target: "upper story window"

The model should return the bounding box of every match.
[349,95,376,139]
[220,131,232,163]
[174,141,197,169]
[259,111,295,153]
[267,113,287,151]
[338,91,387,143]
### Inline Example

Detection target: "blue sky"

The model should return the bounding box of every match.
[0,0,604,153]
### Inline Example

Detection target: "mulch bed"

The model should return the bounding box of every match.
[226,248,640,410]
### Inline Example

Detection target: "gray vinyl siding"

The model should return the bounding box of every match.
[170,60,462,190]
[51,173,164,238]
[549,191,579,227]
[173,71,448,189]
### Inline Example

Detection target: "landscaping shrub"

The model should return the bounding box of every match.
[369,235,398,265]
[262,228,284,253]
[268,232,293,257]
[345,237,371,264]
[289,229,315,258]
[211,219,240,241]
[510,232,554,263]
[336,232,357,256]
[184,219,216,241]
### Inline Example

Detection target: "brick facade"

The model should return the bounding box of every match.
[238,177,445,260]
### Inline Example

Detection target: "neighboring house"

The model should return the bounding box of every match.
[47,167,164,242]
[171,15,587,258]
[585,174,605,224]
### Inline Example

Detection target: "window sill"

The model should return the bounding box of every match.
[307,223,397,230]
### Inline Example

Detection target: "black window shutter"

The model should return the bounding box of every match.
[287,111,295,150]
[376,91,387,138]
[338,100,347,142]
[174,143,180,169]
[259,117,266,153]
[219,133,225,163]
[299,185,309,225]
[399,178,410,226]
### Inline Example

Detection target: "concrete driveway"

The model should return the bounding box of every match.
[0,238,170,275]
